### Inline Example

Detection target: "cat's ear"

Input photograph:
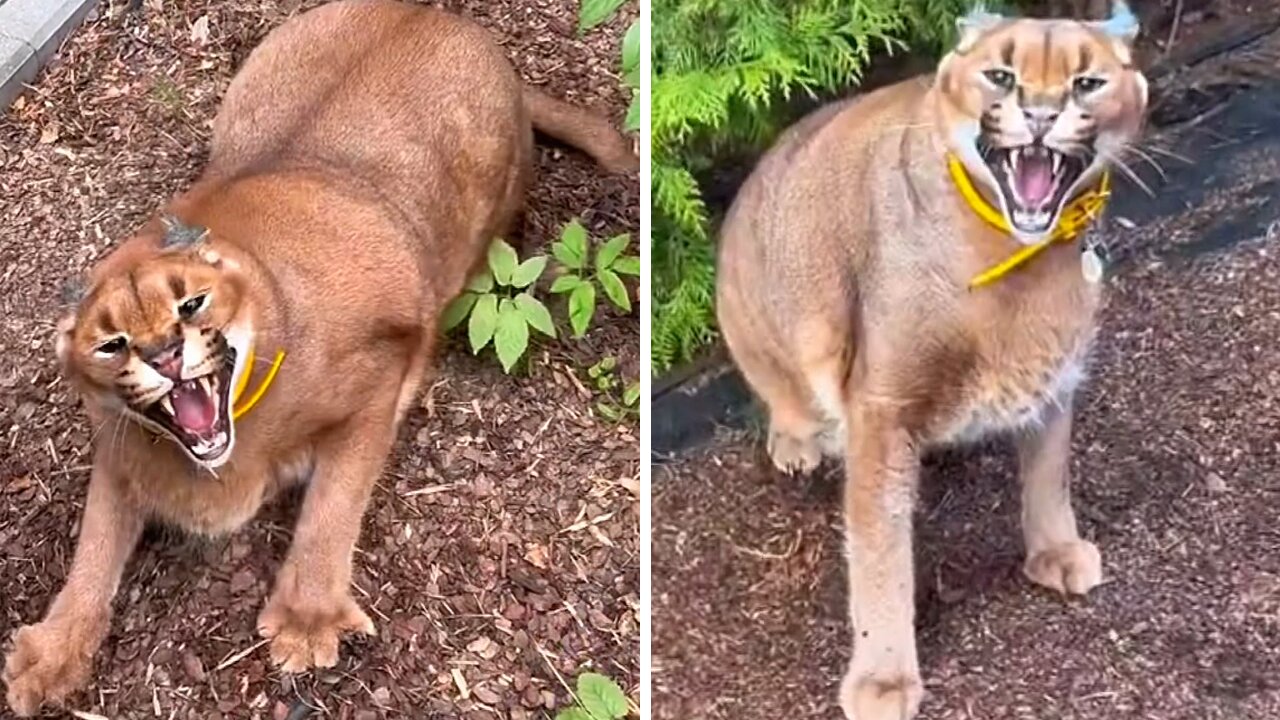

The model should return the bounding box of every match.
[955,5,1005,53]
[54,310,77,364]
[160,214,210,249]
[59,276,86,307]
[1090,1,1139,46]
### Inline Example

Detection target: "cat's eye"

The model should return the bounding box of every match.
[983,68,1016,90]
[1073,75,1107,95]
[95,336,128,356]
[178,293,209,320]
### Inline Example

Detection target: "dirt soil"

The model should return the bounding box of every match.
[652,20,1280,720]
[0,1,639,718]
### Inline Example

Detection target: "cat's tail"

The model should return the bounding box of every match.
[524,87,637,174]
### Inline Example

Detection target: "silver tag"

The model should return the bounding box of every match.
[1081,245,1104,284]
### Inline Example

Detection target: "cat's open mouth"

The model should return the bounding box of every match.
[979,142,1087,237]
[144,361,235,463]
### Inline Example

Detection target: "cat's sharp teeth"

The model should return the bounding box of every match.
[1011,147,1021,169]
[160,396,175,416]
[1052,152,1062,174]
[199,377,213,395]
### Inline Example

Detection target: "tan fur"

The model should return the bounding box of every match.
[717,13,1145,720]
[3,1,634,715]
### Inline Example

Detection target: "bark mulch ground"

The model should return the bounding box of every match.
[0,1,639,718]
[652,15,1280,720]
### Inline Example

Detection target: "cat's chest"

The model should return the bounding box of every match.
[118,435,311,536]
[933,295,1099,445]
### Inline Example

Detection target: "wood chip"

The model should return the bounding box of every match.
[450,667,470,700]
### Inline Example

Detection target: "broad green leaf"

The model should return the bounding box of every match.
[595,234,631,273]
[621,21,639,78]
[467,294,498,354]
[578,0,625,34]
[600,356,616,371]
[515,293,556,338]
[441,292,477,331]
[623,382,640,406]
[568,280,597,338]
[510,255,548,289]
[550,274,583,294]
[488,239,519,286]
[577,673,628,720]
[494,299,529,373]
[624,95,639,132]
[557,220,588,269]
[598,269,631,312]
[466,269,495,293]
[612,255,640,276]
[555,709,593,720]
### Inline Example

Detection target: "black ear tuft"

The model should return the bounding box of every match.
[60,276,87,306]
[161,214,210,248]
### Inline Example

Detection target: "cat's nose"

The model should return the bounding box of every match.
[143,339,184,380]
[1023,107,1060,138]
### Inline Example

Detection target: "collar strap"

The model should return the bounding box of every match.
[946,153,1111,289]
[232,345,285,419]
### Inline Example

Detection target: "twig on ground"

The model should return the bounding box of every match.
[213,638,269,672]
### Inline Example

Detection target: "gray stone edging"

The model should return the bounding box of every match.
[0,0,100,109]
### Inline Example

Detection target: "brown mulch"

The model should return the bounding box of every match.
[651,13,1280,720]
[0,1,639,719]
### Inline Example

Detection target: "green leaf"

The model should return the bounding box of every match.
[550,275,583,294]
[598,269,630,312]
[568,281,597,338]
[441,292,477,332]
[577,673,628,720]
[621,21,640,78]
[555,709,593,720]
[578,0,625,34]
[556,220,589,269]
[624,95,639,132]
[623,382,640,406]
[510,255,548,289]
[600,356,616,371]
[595,234,631,273]
[494,299,530,373]
[597,401,623,422]
[612,256,640,276]
[467,294,498,354]
[515,293,556,338]
[488,239,519,286]
[466,269,494,293]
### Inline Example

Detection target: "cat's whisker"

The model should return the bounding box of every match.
[1124,145,1168,181]
[1139,143,1192,164]
[1100,149,1155,198]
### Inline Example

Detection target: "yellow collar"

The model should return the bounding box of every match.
[947,153,1110,289]
[231,345,285,419]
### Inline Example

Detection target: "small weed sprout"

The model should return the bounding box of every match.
[555,672,630,720]
[550,220,640,337]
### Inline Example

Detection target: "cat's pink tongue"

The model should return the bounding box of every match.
[1015,154,1055,207]
[171,380,215,433]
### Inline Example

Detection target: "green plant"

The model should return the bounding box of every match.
[550,220,641,337]
[578,1,640,132]
[555,672,629,720]
[578,0,627,34]
[442,239,556,373]
[621,20,640,131]
[586,356,641,421]
[650,0,974,373]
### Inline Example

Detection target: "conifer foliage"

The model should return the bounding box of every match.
[651,0,971,373]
